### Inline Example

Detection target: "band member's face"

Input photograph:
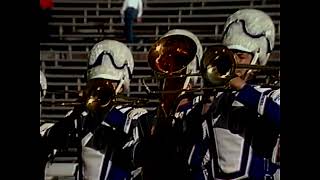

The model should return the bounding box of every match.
[233,51,253,78]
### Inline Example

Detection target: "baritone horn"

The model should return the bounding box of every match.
[200,45,280,86]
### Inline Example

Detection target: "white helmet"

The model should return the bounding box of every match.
[87,40,134,93]
[40,70,47,100]
[222,9,275,65]
[162,29,203,86]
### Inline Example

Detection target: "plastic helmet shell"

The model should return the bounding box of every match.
[222,9,275,65]
[87,40,134,91]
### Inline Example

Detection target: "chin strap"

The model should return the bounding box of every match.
[181,76,191,95]
[115,78,125,95]
[243,49,260,81]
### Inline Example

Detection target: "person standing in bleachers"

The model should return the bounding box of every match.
[120,0,143,43]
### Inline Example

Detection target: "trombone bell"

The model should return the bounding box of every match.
[201,45,236,86]
[148,34,197,75]
[201,45,280,86]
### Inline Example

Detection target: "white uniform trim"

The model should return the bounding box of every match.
[81,133,105,180]
[213,128,244,174]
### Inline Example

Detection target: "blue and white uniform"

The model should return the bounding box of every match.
[43,104,148,180]
[187,85,280,180]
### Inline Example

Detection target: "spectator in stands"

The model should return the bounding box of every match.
[186,9,280,180]
[40,0,54,42]
[40,40,149,180]
[120,0,143,44]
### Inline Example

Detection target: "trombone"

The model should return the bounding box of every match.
[40,94,151,107]
[143,43,279,92]
[200,44,279,87]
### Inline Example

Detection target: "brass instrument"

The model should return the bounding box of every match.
[148,34,197,75]
[200,45,280,86]
[41,93,150,107]
[145,44,279,89]
[148,34,198,118]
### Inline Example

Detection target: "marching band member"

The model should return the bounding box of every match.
[41,40,148,180]
[136,29,204,180]
[187,9,280,180]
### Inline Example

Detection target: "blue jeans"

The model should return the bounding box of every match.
[124,7,138,43]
